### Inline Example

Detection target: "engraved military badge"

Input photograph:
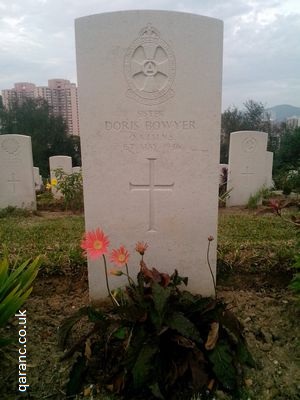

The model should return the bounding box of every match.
[1,137,20,154]
[242,137,257,152]
[124,24,176,105]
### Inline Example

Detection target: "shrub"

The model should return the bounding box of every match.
[0,206,32,218]
[60,232,254,399]
[54,168,84,212]
[247,186,271,209]
[0,254,41,347]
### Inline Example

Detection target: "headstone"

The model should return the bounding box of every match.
[49,155,72,199]
[33,167,42,191]
[72,166,81,174]
[265,151,273,188]
[227,131,268,206]
[0,134,36,209]
[75,11,223,301]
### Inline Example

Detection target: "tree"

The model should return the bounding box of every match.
[272,127,300,192]
[0,98,81,177]
[274,127,300,171]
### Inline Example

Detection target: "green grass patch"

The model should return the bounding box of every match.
[218,211,298,272]
[0,214,85,274]
[0,210,298,276]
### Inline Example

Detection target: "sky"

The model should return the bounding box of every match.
[0,0,299,110]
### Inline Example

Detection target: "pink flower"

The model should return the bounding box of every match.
[110,245,130,266]
[135,241,148,256]
[80,228,109,260]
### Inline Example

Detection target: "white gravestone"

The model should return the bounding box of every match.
[265,151,274,188]
[72,166,82,174]
[0,135,36,210]
[33,167,42,191]
[227,131,268,206]
[49,155,72,199]
[75,11,223,301]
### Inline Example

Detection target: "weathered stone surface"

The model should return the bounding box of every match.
[227,131,270,206]
[75,11,223,300]
[49,155,72,199]
[0,134,36,210]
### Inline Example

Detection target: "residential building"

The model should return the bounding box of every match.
[1,80,80,135]
[286,116,300,128]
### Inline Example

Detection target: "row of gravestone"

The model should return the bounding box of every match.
[0,134,81,208]
[0,131,272,210]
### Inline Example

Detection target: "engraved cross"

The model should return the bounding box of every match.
[7,172,20,193]
[129,158,174,232]
[240,166,255,183]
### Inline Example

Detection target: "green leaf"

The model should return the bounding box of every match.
[132,343,158,389]
[0,337,14,348]
[66,355,87,397]
[58,306,91,348]
[87,307,105,323]
[152,282,171,316]
[165,312,201,343]
[289,273,300,294]
[208,341,236,390]
[149,382,165,399]
[236,341,256,368]
[113,327,127,340]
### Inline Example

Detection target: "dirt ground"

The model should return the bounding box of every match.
[1,264,299,400]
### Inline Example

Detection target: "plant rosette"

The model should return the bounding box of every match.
[60,228,255,399]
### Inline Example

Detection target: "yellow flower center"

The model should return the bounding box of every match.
[118,254,126,262]
[93,240,103,250]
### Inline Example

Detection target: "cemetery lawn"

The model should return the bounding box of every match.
[0,208,299,400]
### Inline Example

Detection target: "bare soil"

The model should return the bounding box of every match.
[1,266,299,400]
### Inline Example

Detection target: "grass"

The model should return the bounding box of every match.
[0,214,85,274]
[0,209,298,275]
[218,210,298,273]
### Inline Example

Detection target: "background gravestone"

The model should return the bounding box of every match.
[0,134,36,210]
[265,151,274,188]
[72,166,81,173]
[33,167,42,191]
[76,11,223,301]
[49,155,72,199]
[227,131,269,206]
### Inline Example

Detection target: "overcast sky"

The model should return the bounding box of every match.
[0,0,299,110]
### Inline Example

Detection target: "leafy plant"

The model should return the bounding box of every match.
[268,199,300,301]
[0,253,41,347]
[0,206,32,218]
[247,186,271,209]
[36,190,65,211]
[54,168,84,212]
[60,233,254,399]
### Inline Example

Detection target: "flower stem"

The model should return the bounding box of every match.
[103,254,119,307]
[125,263,135,286]
[206,241,217,298]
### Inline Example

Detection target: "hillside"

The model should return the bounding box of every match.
[267,104,300,121]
